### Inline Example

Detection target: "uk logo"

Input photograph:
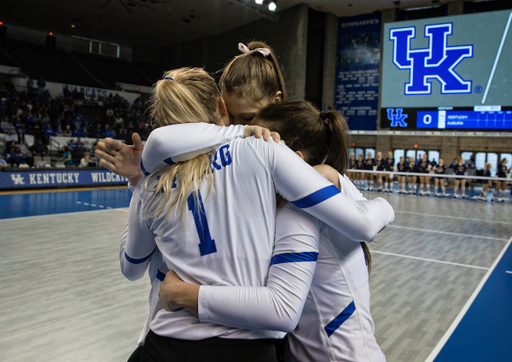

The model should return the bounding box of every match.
[390,23,473,95]
[10,174,25,185]
[387,108,408,127]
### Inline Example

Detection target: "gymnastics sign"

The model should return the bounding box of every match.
[335,13,381,130]
[0,169,128,189]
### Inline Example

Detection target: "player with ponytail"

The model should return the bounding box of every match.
[156,101,386,362]
[220,41,286,124]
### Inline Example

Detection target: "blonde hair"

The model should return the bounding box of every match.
[484,163,492,172]
[146,67,222,224]
[220,41,286,103]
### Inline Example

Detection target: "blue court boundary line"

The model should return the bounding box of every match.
[425,235,512,361]
[0,207,129,221]
[0,188,132,219]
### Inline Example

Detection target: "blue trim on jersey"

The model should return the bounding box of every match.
[156,269,165,282]
[124,251,153,264]
[325,301,356,337]
[270,252,319,266]
[140,159,150,176]
[164,157,174,165]
[291,185,340,209]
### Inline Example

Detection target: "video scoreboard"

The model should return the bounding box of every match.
[381,10,512,130]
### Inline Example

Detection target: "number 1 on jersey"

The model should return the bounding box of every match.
[187,191,217,256]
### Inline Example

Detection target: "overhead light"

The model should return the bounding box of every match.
[255,0,263,4]
[71,24,76,28]
[268,1,276,11]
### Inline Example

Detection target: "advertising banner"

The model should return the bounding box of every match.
[335,13,381,130]
[0,169,129,189]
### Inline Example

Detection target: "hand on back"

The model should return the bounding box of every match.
[243,126,281,143]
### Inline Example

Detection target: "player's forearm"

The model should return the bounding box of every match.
[120,187,157,280]
[271,142,394,241]
[199,261,315,332]
[164,282,200,315]
[140,124,245,175]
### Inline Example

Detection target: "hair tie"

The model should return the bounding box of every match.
[164,77,174,81]
[238,42,271,57]
[320,111,333,131]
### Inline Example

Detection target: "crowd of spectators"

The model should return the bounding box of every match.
[0,77,151,168]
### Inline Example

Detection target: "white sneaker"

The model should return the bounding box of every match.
[498,198,504,202]
[462,195,466,200]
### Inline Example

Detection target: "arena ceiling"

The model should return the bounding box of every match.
[0,0,462,48]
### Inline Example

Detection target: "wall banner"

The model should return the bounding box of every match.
[335,13,381,130]
[0,169,128,189]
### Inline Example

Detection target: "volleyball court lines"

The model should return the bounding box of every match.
[427,236,512,362]
[370,196,512,361]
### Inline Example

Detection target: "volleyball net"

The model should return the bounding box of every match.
[347,169,511,182]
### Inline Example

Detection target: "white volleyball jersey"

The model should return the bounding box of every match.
[196,174,385,361]
[120,124,394,341]
[286,174,385,362]
[120,216,168,346]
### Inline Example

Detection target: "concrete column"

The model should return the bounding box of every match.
[287,3,309,100]
[322,13,338,110]
[377,9,397,130]
[441,136,458,166]
[376,135,392,154]
[447,1,464,16]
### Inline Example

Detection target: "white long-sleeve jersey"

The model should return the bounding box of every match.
[198,174,386,362]
[120,188,169,346]
[139,124,393,242]
[120,124,394,341]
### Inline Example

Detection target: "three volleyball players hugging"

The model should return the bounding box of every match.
[96,42,394,362]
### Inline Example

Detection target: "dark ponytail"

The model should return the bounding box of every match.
[257,101,350,174]
[323,110,351,175]
[257,101,372,275]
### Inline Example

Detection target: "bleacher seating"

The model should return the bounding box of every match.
[72,52,152,88]
[2,39,101,87]
[0,133,35,148]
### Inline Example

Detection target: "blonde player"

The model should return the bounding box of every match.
[478,163,493,202]
[453,157,467,199]
[157,101,388,362]
[397,157,407,194]
[494,158,509,202]
[383,151,394,193]
[120,69,393,361]
[348,153,357,182]
[433,158,447,197]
